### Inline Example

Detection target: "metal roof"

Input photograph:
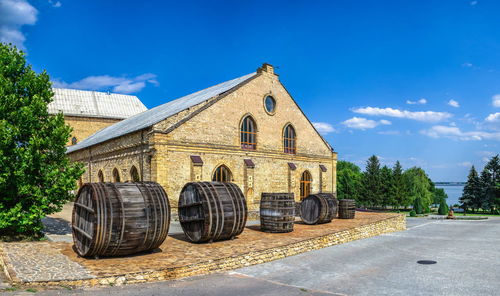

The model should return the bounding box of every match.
[49,88,147,119]
[67,72,257,153]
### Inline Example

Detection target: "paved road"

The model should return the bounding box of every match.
[2,217,500,295]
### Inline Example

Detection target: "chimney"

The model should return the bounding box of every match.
[257,63,275,75]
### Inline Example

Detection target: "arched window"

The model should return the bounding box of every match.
[98,170,104,182]
[71,137,78,145]
[283,124,296,154]
[240,115,257,150]
[130,166,140,182]
[212,165,232,182]
[112,168,121,182]
[300,170,312,200]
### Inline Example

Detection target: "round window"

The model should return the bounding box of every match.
[264,96,276,114]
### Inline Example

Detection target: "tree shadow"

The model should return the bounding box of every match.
[42,217,72,235]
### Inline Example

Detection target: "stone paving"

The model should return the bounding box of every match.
[0,212,404,286]
[1,243,94,283]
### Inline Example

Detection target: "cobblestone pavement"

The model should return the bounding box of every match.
[1,243,94,283]
[2,212,398,283]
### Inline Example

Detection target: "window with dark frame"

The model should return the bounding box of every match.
[300,170,312,200]
[283,124,296,154]
[240,115,257,150]
[112,168,120,182]
[212,165,232,182]
[98,170,104,182]
[130,166,140,182]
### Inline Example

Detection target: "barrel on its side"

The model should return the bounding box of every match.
[338,199,356,219]
[178,182,247,243]
[72,182,170,257]
[260,193,295,233]
[300,193,338,225]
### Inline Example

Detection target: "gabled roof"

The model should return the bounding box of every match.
[49,88,147,119]
[67,72,258,153]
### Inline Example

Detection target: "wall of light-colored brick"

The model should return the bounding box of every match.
[64,116,121,146]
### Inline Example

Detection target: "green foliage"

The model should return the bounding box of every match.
[0,43,84,236]
[404,167,433,210]
[432,188,448,206]
[438,198,449,215]
[360,155,382,207]
[380,165,394,208]
[336,160,363,201]
[413,196,424,214]
[391,161,407,209]
[409,210,416,217]
[460,166,481,212]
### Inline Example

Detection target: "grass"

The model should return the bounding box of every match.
[25,288,37,293]
[458,213,500,217]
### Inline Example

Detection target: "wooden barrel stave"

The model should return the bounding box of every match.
[300,193,338,225]
[179,182,247,243]
[260,193,295,233]
[338,199,356,219]
[72,182,170,257]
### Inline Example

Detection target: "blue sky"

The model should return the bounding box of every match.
[1,0,499,181]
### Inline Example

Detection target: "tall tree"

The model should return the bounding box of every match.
[483,155,500,211]
[432,188,448,207]
[460,166,481,212]
[0,43,83,236]
[391,161,407,209]
[404,167,432,211]
[361,155,382,207]
[336,160,363,201]
[380,165,394,208]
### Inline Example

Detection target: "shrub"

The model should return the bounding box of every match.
[409,210,416,217]
[438,198,449,215]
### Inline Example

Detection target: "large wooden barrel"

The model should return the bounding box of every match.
[72,182,170,258]
[339,199,356,219]
[300,193,338,225]
[178,182,247,243]
[260,193,295,233]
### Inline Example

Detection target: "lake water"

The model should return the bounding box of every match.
[436,185,464,206]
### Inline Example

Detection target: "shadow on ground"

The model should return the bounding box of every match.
[42,217,72,235]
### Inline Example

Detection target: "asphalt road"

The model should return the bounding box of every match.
[3,217,500,296]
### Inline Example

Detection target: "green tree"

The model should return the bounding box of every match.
[380,165,394,208]
[336,160,363,201]
[391,161,407,209]
[404,167,433,210]
[438,197,449,215]
[460,166,481,212]
[413,196,423,214]
[0,43,83,236]
[432,188,448,207]
[483,155,500,211]
[361,155,382,207]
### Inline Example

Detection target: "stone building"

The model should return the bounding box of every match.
[48,88,147,145]
[67,64,337,210]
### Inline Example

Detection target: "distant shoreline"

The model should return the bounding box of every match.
[435,182,466,186]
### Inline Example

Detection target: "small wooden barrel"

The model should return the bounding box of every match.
[260,193,295,233]
[178,182,247,243]
[72,182,170,257]
[339,199,356,219]
[300,193,338,225]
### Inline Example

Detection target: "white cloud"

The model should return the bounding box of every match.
[493,95,500,107]
[448,99,460,108]
[458,161,473,167]
[312,122,336,135]
[342,117,391,130]
[378,130,400,135]
[352,107,452,122]
[420,125,500,141]
[52,73,158,94]
[0,0,38,49]
[470,1,478,6]
[462,62,473,67]
[485,113,500,123]
[48,0,62,8]
[406,98,427,105]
